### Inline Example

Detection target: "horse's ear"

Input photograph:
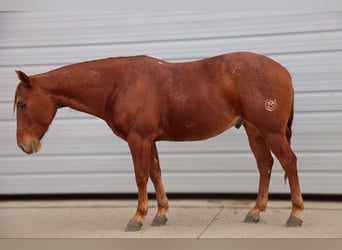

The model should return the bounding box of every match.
[16,70,31,88]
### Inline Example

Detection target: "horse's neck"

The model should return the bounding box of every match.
[42,67,115,120]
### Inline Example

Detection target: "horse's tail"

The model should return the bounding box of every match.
[285,69,294,145]
[284,74,295,184]
[286,98,294,145]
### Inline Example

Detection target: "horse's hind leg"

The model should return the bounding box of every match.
[264,132,304,227]
[150,142,169,226]
[243,123,274,223]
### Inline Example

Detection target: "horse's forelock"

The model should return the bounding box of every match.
[13,85,19,114]
[13,84,22,114]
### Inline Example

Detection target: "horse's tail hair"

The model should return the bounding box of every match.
[284,73,294,184]
[284,105,293,184]
[285,70,294,146]
[286,99,294,145]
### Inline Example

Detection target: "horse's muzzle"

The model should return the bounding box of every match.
[18,140,41,154]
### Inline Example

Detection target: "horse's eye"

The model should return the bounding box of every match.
[18,102,27,109]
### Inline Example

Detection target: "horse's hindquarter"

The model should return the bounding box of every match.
[226,52,294,132]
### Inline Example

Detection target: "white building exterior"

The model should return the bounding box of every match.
[0,12,341,195]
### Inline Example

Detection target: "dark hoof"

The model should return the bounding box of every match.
[125,220,143,232]
[151,216,168,226]
[244,213,260,223]
[286,216,303,227]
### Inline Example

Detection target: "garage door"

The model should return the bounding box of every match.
[1,12,341,195]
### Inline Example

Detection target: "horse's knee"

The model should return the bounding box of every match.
[150,168,161,183]
[263,157,274,168]
[135,175,149,188]
[257,157,274,175]
[281,153,298,175]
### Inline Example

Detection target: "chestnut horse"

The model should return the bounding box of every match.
[14,52,304,231]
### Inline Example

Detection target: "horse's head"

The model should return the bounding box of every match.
[14,70,57,154]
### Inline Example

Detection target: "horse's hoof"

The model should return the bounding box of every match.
[151,215,168,226]
[125,221,143,232]
[244,213,260,223]
[286,216,303,227]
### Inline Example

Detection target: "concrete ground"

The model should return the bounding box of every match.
[0,199,341,238]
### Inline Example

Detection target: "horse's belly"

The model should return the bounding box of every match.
[161,115,240,141]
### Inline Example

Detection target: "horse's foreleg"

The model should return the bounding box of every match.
[265,133,304,227]
[150,142,169,226]
[125,133,152,232]
[244,124,274,223]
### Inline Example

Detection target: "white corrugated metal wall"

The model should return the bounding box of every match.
[0,12,341,195]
